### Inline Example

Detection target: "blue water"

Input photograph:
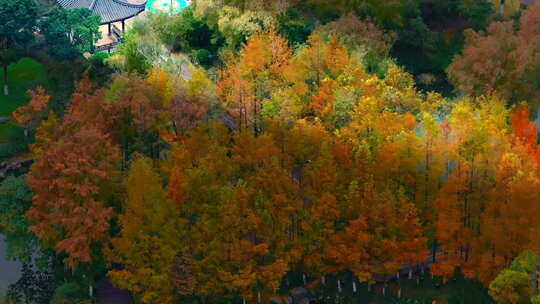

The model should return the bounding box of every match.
[146,0,189,14]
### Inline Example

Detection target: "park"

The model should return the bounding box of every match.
[1,0,540,303]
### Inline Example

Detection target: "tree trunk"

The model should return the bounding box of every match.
[303,273,307,285]
[368,283,371,292]
[397,287,401,298]
[337,279,341,293]
[258,292,261,304]
[243,297,246,304]
[409,267,413,279]
[397,271,400,279]
[321,275,325,285]
[89,285,93,297]
[3,65,8,96]
[352,281,357,293]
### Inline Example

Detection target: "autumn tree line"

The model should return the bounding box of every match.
[1,0,540,303]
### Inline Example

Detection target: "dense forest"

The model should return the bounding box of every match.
[1,0,540,303]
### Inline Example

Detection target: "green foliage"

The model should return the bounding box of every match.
[150,7,223,54]
[108,18,197,75]
[0,0,37,43]
[0,175,36,263]
[309,0,419,28]
[50,282,87,304]
[0,0,38,98]
[0,125,33,158]
[421,0,493,30]
[391,298,427,304]
[104,74,131,104]
[39,7,101,60]
[87,52,114,87]
[276,8,315,46]
[510,251,540,274]
[5,263,55,304]
[457,0,494,29]
[445,272,494,304]
[489,269,531,303]
[392,20,462,94]
[213,5,275,49]
[0,58,50,156]
[0,58,50,117]
[112,29,151,74]
[387,2,459,87]
[0,0,37,60]
[190,48,212,66]
[489,251,540,303]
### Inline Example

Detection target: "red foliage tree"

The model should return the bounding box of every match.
[26,126,120,267]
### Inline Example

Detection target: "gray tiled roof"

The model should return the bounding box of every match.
[56,0,146,24]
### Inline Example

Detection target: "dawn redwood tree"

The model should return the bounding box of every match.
[510,105,540,163]
[167,68,212,135]
[464,107,540,285]
[415,111,444,224]
[0,0,38,95]
[430,101,502,282]
[164,123,234,299]
[230,131,301,295]
[397,200,428,280]
[30,111,59,159]
[325,217,371,284]
[12,87,50,136]
[108,157,180,304]
[473,151,540,285]
[448,3,540,104]
[171,254,196,297]
[26,125,119,267]
[218,27,291,132]
[447,21,521,99]
[301,192,340,280]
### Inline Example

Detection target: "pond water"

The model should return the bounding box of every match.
[0,234,21,299]
[146,0,190,14]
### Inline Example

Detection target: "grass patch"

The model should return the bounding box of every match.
[280,270,493,304]
[0,58,50,141]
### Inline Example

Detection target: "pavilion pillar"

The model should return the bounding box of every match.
[122,20,125,32]
[108,23,111,35]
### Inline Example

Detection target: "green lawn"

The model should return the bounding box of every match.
[0,58,50,141]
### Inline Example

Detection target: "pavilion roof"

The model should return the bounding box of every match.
[56,0,146,24]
